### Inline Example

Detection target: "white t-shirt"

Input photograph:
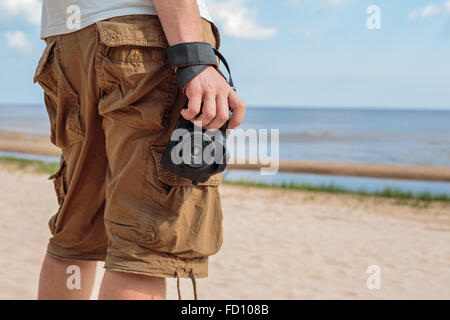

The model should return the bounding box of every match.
[40,0,213,39]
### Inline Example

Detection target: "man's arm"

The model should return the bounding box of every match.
[153,0,246,130]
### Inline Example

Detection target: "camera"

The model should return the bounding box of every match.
[160,104,230,184]
[161,44,235,184]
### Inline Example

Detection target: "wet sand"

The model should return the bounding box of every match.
[0,129,60,157]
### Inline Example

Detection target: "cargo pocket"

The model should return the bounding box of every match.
[34,38,85,149]
[48,156,67,235]
[139,145,222,246]
[137,144,223,251]
[95,16,177,130]
[151,145,222,189]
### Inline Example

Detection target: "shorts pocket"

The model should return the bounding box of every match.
[96,15,168,49]
[151,145,222,188]
[34,39,85,149]
[137,144,223,257]
[96,16,177,130]
[48,156,67,235]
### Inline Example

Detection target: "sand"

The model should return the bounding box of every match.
[0,129,60,157]
[0,164,449,300]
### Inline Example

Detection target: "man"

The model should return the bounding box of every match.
[34,0,245,300]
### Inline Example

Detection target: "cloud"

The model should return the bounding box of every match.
[0,0,42,25]
[446,0,450,12]
[5,30,33,53]
[206,0,276,40]
[408,4,441,20]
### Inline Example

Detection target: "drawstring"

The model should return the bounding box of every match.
[190,270,198,300]
[175,270,182,300]
[174,269,198,300]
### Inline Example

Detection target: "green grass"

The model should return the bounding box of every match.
[0,156,59,175]
[1,156,448,203]
[223,179,450,203]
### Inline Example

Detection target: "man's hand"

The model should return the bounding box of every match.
[153,0,246,130]
[182,67,246,130]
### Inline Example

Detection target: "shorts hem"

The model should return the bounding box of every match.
[47,242,107,262]
[104,252,208,279]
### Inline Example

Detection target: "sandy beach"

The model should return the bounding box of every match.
[0,129,60,157]
[0,161,449,300]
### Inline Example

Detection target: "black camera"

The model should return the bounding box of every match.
[161,45,235,184]
[161,106,229,184]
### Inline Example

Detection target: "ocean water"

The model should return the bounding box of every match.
[0,104,50,134]
[1,104,449,195]
[239,107,450,167]
[232,107,450,196]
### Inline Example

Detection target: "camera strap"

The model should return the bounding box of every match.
[165,42,235,94]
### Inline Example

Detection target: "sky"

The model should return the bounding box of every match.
[0,0,449,109]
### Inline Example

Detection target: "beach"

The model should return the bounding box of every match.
[1,161,449,300]
[0,129,60,157]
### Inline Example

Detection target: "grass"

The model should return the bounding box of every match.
[223,179,450,203]
[0,156,59,175]
[1,156,448,203]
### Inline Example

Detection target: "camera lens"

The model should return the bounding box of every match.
[178,132,214,168]
[189,139,211,168]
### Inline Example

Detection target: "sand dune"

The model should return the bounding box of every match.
[0,166,449,299]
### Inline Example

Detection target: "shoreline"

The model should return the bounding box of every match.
[0,129,60,157]
[1,155,449,204]
[1,128,449,201]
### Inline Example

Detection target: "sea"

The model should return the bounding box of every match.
[1,104,449,196]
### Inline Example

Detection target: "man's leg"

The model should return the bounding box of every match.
[38,254,97,300]
[98,270,166,300]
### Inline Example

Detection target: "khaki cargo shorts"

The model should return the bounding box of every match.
[33,15,223,279]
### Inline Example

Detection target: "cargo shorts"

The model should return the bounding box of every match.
[33,15,223,279]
